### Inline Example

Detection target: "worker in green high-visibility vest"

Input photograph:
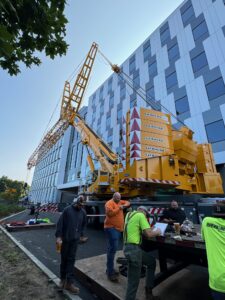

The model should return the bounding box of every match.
[201,201,225,300]
[123,206,161,300]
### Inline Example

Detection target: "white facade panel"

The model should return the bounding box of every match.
[213,0,225,28]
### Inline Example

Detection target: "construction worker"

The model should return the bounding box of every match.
[55,195,87,294]
[161,200,186,225]
[124,206,161,300]
[104,192,130,282]
[201,201,225,300]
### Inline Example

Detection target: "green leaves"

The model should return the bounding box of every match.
[0,0,68,75]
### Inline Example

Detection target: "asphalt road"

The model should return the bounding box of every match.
[3,210,123,300]
[2,210,213,300]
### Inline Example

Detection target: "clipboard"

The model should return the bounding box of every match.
[152,222,168,236]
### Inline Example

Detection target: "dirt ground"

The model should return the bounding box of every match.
[0,229,65,300]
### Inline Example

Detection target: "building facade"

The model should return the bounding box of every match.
[30,0,225,204]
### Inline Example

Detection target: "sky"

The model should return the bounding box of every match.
[0,0,183,184]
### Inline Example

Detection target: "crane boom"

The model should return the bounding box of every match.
[27,43,99,169]
[73,115,117,173]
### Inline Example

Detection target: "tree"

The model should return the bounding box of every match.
[0,0,68,75]
[0,179,7,192]
[0,176,29,201]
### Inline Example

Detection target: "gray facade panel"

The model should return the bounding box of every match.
[209,95,225,109]
[177,111,191,122]
[193,66,209,79]
[203,66,221,85]
[189,44,204,58]
[212,140,225,153]
[174,86,188,100]
[202,107,223,125]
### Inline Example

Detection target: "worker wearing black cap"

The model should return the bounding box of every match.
[55,195,87,294]
[201,201,225,300]
[123,206,161,300]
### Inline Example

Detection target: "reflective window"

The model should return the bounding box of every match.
[206,120,225,143]
[175,95,190,115]
[146,86,155,100]
[206,77,225,100]
[168,43,179,61]
[192,20,208,41]
[143,40,151,61]
[181,3,195,25]
[106,117,111,128]
[148,61,157,76]
[100,104,104,114]
[117,109,122,122]
[108,78,113,92]
[160,27,170,44]
[108,133,113,144]
[191,51,208,73]
[129,56,136,73]
[99,86,104,99]
[166,71,178,89]
[120,84,126,98]
[109,95,114,108]
[133,73,140,89]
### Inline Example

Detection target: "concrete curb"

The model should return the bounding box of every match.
[0,225,82,300]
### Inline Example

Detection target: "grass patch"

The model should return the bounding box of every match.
[0,203,24,218]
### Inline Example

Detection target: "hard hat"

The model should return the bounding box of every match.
[73,195,86,206]
[137,206,150,218]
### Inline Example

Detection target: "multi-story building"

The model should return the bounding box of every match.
[30,0,225,204]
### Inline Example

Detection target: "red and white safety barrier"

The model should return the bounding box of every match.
[120,177,180,185]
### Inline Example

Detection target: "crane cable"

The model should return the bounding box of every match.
[98,48,189,130]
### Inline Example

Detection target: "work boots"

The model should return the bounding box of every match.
[145,287,160,300]
[64,282,80,294]
[58,279,66,289]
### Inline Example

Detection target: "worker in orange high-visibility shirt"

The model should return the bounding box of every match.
[104,192,130,282]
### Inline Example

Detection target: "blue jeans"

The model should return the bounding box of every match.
[212,290,225,300]
[104,228,121,276]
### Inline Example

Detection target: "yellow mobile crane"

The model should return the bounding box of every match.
[28,43,224,203]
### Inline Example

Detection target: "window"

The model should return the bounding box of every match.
[100,104,104,114]
[97,125,101,135]
[146,86,155,99]
[129,56,136,73]
[120,84,126,98]
[108,133,113,144]
[99,86,104,99]
[168,43,179,61]
[117,109,122,122]
[206,77,225,100]
[108,78,113,92]
[106,117,111,128]
[109,95,114,108]
[148,61,157,76]
[133,73,140,89]
[206,120,225,143]
[191,51,208,73]
[192,20,208,41]
[160,27,170,45]
[143,40,151,61]
[181,3,195,25]
[92,94,96,104]
[175,95,190,115]
[166,71,178,89]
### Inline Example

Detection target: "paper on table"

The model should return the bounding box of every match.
[152,222,168,236]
